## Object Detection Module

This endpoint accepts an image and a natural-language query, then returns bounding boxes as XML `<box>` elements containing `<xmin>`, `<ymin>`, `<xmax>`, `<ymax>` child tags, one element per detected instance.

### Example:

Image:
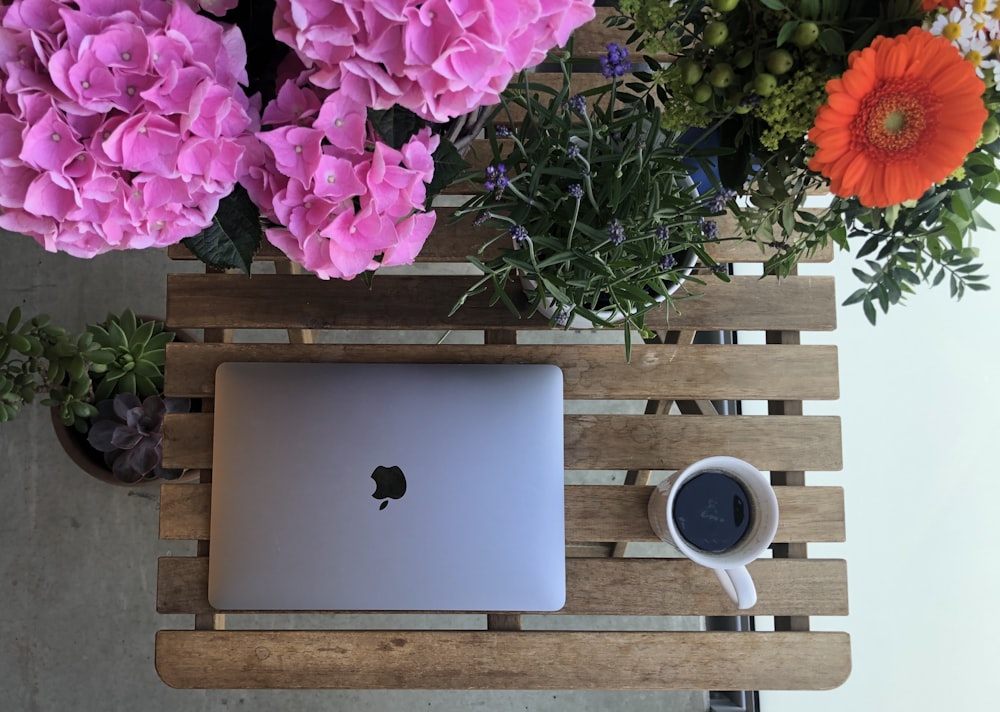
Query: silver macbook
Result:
<box><xmin>208</xmin><ymin>362</ymin><xmax>566</xmax><ymax>612</ymax></box>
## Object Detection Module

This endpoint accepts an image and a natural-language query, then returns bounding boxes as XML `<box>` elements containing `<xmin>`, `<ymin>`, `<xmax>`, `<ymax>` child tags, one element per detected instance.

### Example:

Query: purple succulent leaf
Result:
<box><xmin>87</xmin><ymin>419</ymin><xmax>121</xmax><ymax>452</ymax></box>
<box><xmin>136</xmin><ymin>413</ymin><xmax>159</xmax><ymax>436</ymax></box>
<box><xmin>141</xmin><ymin>395</ymin><xmax>167</xmax><ymax>420</ymax></box>
<box><xmin>112</xmin><ymin>450</ymin><xmax>145</xmax><ymax>483</ymax></box>
<box><xmin>94</xmin><ymin>398</ymin><xmax>117</xmax><ymax>421</ymax></box>
<box><xmin>124</xmin><ymin>406</ymin><xmax>142</xmax><ymax>430</ymax></box>
<box><xmin>113</xmin><ymin>393</ymin><xmax>141</xmax><ymax>420</ymax></box>
<box><xmin>154</xmin><ymin>465</ymin><xmax>185</xmax><ymax>481</ymax></box>
<box><xmin>162</xmin><ymin>397</ymin><xmax>191</xmax><ymax>414</ymax></box>
<box><xmin>110</xmin><ymin>424</ymin><xmax>143</xmax><ymax>450</ymax></box>
<box><xmin>121</xmin><ymin>439</ymin><xmax>161</xmax><ymax>478</ymax></box>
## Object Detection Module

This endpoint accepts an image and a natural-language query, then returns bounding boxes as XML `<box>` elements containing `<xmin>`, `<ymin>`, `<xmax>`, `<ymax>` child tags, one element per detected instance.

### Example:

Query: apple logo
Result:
<box><xmin>371</xmin><ymin>465</ymin><xmax>407</xmax><ymax>510</ymax></box>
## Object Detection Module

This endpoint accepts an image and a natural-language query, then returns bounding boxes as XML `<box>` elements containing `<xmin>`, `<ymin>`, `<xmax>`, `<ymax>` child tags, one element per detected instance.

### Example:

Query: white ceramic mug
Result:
<box><xmin>647</xmin><ymin>456</ymin><xmax>779</xmax><ymax>609</ymax></box>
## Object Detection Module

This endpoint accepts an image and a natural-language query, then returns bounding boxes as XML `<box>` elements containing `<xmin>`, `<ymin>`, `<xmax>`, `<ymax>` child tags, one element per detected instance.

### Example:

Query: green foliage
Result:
<box><xmin>614</xmin><ymin>0</ymin><xmax>995</xmax><ymax>318</ymax></box>
<box><xmin>451</xmin><ymin>48</ymin><xmax>729</xmax><ymax>359</ymax></box>
<box><xmin>0</xmin><ymin>308</ymin><xmax>113</xmax><ymax>430</ymax></box>
<box><xmin>182</xmin><ymin>185</ymin><xmax>264</xmax><ymax>274</ymax></box>
<box><xmin>87</xmin><ymin>309</ymin><xmax>174</xmax><ymax>402</ymax></box>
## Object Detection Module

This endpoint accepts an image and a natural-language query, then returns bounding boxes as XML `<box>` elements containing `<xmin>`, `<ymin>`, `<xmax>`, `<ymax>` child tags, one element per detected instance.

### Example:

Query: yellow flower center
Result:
<box><xmin>974</xmin><ymin>0</ymin><xmax>988</xmax><ymax>12</ymax></box>
<box><xmin>943</xmin><ymin>22</ymin><xmax>963</xmax><ymax>41</ymax></box>
<box><xmin>966</xmin><ymin>49</ymin><xmax>985</xmax><ymax>67</ymax></box>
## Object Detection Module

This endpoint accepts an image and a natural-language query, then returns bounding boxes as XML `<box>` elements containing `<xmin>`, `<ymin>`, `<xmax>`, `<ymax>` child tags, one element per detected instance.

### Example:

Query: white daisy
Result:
<box><xmin>927</xmin><ymin>7</ymin><xmax>976</xmax><ymax>43</ymax></box>
<box><xmin>959</xmin><ymin>34</ymin><xmax>996</xmax><ymax>78</ymax></box>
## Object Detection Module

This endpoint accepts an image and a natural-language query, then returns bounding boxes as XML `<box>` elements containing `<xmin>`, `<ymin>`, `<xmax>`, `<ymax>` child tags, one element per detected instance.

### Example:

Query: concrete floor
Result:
<box><xmin>1</xmin><ymin>232</ymin><xmax>709</xmax><ymax>711</ymax></box>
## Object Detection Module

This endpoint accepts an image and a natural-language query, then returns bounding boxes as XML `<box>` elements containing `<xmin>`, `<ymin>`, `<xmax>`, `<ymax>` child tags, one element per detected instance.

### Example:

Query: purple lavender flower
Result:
<box><xmin>568</xmin><ymin>94</ymin><xmax>586</xmax><ymax>114</ymax></box>
<box><xmin>699</xmin><ymin>218</ymin><xmax>719</xmax><ymax>240</ymax></box>
<box><xmin>509</xmin><ymin>224</ymin><xmax>529</xmax><ymax>243</ymax></box>
<box><xmin>484</xmin><ymin>163</ymin><xmax>508</xmax><ymax>193</ymax></box>
<box><xmin>658</xmin><ymin>253</ymin><xmax>677</xmax><ymax>271</ymax></box>
<box><xmin>709</xmin><ymin>188</ymin><xmax>737</xmax><ymax>213</ymax></box>
<box><xmin>600</xmin><ymin>43</ymin><xmax>632</xmax><ymax>78</ymax></box>
<box><xmin>495</xmin><ymin>124</ymin><xmax>512</xmax><ymax>138</ymax></box>
<box><xmin>567</xmin><ymin>143</ymin><xmax>581</xmax><ymax>160</ymax></box>
<box><xmin>568</xmin><ymin>183</ymin><xmax>584</xmax><ymax>199</ymax></box>
<box><xmin>655</xmin><ymin>225</ymin><xmax>670</xmax><ymax>241</ymax></box>
<box><xmin>472</xmin><ymin>210</ymin><xmax>492</xmax><ymax>227</ymax></box>
<box><xmin>608</xmin><ymin>219</ymin><xmax>626</xmax><ymax>245</ymax></box>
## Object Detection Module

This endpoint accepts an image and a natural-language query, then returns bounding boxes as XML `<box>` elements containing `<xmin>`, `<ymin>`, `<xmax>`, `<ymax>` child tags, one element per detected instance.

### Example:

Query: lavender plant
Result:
<box><xmin>451</xmin><ymin>44</ymin><xmax>727</xmax><ymax>358</ymax></box>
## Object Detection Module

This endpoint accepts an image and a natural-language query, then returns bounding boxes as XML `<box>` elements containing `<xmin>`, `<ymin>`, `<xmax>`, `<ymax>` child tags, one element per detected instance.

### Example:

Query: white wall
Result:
<box><xmin>754</xmin><ymin>209</ymin><xmax>1000</xmax><ymax>709</ymax></box>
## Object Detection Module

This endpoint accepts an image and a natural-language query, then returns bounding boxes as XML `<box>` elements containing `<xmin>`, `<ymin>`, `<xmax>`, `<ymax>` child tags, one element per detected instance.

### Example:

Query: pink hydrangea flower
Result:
<box><xmin>273</xmin><ymin>0</ymin><xmax>596</xmax><ymax>122</ymax></box>
<box><xmin>0</xmin><ymin>0</ymin><xmax>253</xmax><ymax>256</ymax></box>
<box><xmin>244</xmin><ymin>73</ymin><xmax>439</xmax><ymax>280</ymax></box>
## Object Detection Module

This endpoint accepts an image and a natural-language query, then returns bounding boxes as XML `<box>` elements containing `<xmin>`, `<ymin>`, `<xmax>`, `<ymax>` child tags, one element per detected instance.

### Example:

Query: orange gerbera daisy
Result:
<box><xmin>809</xmin><ymin>27</ymin><xmax>987</xmax><ymax>208</ymax></box>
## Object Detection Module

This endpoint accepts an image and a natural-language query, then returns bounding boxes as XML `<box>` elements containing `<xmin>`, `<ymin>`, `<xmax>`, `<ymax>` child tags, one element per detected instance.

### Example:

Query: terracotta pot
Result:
<box><xmin>50</xmin><ymin>316</ymin><xmax>199</xmax><ymax>486</ymax></box>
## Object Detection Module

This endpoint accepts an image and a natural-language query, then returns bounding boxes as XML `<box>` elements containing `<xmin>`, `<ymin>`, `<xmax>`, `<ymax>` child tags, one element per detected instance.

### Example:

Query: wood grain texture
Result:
<box><xmin>163</xmin><ymin>342</ymin><xmax>839</xmax><ymax>401</ymax></box>
<box><xmin>156</xmin><ymin>556</ymin><xmax>846</xmax><ymax>617</ymax></box>
<box><xmin>166</xmin><ymin>214</ymin><xmax>833</xmax><ymax>264</ymax></box>
<box><xmin>155</xmin><ymin>630</ymin><xmax>851</xmax><ymax>690</ymax></box>
<box><xmin>158</xmin><ymin>483</ymin><xmax>844</xmax><ymax>544</ymax></box>
<box><xmin>165</xmin><ymin>273</ymin><xmax>837</xmax><ymax>332</ymax></box>
<box><xmin>162</xmin><ymin>412</ymin><xmax>841</xmax><ymax>472</ymax></box>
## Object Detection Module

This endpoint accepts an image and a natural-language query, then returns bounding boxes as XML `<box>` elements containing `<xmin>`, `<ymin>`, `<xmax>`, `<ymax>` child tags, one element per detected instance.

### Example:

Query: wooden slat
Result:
<box><xmin>164</xmin><ymin>342</ymin><xmax>840</xmax><ymax>401</ymax></box>
<box><xmin>155</xmin><ymin>629</ymin><xmax>851</xmax><ymax>690</ymax></box>
<box><xmin>566</xmin><ymin>414</ymin><xmax>841</xmax><ymax>471</ymax></box>
<box><xmin>165</xmin><ymin>273</ymin><xmax>837</xmax><ymax>332</ymax></box>
<box><xmin>166</xmin><ymin>213</ymin><xmax>833</xmax><ymax>264</ymax></box>
<box><xmin>162</xmin><ymin>412</ymin><xmax>841</xmax><ymax>472</ymax></box>
<box><xmin>156</xmin><ymin>556</ymin><xmax>847</xmax><ymax>617</ymax></box>
<box><xmin>159</xmin><ymin>483</ymin><xmax>845</xmax><ymax>544</ymax></box>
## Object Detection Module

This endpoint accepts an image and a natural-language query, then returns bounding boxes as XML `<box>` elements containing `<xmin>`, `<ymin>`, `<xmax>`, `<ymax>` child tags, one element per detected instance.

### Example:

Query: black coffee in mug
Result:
<box><xmin>672</xmin><ymin>470</ymin><xmax>752</xmax><ymax>553</ymax></box>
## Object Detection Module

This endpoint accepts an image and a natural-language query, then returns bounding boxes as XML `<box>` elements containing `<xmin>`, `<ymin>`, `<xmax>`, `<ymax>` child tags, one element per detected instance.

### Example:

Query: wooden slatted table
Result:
<box><xmin>154</xmin><ymin>245</ymin><xmax>849</xmax><ymax>690</ymax></box>
<box><xmin>154</xmin><ymin>11</ymin><xmax>849</xmax><ymax>692</ymax></box>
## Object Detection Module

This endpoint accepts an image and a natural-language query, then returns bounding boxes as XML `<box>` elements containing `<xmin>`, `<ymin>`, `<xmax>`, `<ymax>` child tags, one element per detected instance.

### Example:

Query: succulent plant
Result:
<box><xmin>87</xmin><ymin>309</ymin><xmax>175</xmax><ymax>402</ymax></box>
<box><xmin>0</xmin><ymin>307</ymin><xmax>115</xmax><ymax>430</ymax></box>
<box><xmin>87</xmin><ymin>393</ymin><xmax>191</xmax><ymax>483</ymax></box>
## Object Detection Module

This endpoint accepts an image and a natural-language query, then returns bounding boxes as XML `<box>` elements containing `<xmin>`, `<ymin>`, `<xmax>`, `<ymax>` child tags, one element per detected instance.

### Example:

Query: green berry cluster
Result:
<box><xmin>755</xmin><ymin>66</ymin><xmax>827</xmax><ymax>151</ymax></box>
<box><xmin>620</xmin><ymin>0</ymin><xmax>847</xmax><ymax>149</ymax></box>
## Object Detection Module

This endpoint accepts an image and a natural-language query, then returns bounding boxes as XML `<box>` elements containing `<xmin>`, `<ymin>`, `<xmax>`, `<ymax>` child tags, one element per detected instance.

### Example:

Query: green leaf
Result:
<box><xmin>799</xmin><ymin>0</ymin><xmax>820</xmax><ymax>17</ymax></box>
<box><xmin>817</xmin><ymin>27</ymin><xmax>845</xmax><ymax>55</ymax></box>
<box><xmin>425</xmin><ymin>137</ymin><xmax>468</xmax><ymax>202</ymax></box>
<box><xmin>758</xmin><ymin>0</ymin><xmax>786</xmax><ymax>9</ymax></box>
<box><xmin>851</xmin><ymin>267</ymin><xmax>874</xmax><ymax>284</ymax></box>
<box><xmin>862</xmin><ymin>297</ymin><xmax>877</xmax><ymax>325</ymax></box>
<box><xmin>842</xmin><ymin>288</ymin><xmax>868</xmax><ymax>306</ymax></box>
<box><xmin>5</xmin><ymin>307</ymin><xmax>20</xmax><ymax>332</ymax></box>
<box><xmin>367</xmin><ymin>107</ymin><xmax>423</xmax><ymax>151</ymax></box>
<box><xmin>181</xmin><ymin>185</ymin><xmax>263</xmax><ymax>274</ymax></box>
<box><xmin>776</xmin><ymin>20</ymin><xmax>799</xmax><ymax>47</ymax></box>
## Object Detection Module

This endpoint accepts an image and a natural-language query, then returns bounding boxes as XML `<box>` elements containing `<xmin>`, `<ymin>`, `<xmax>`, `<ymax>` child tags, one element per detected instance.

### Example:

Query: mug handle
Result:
<box><xmin>714</xmin><ymin>566</ymin><xmax>757</xmax><ymax>610</ymax></box>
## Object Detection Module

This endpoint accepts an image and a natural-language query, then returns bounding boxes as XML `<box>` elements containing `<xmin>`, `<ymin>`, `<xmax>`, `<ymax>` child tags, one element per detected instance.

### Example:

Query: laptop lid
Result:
<box><xmin>208</xmin><ymin>362</ymin><xmax>565</xmax><ymax>612</ymax></box>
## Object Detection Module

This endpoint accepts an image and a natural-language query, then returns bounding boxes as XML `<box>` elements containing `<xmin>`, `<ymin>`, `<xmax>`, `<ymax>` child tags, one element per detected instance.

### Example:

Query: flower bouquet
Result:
<box><xmin>0</xmin><ymin>0</ymin><xmax>597</xmax><ymax>277</ymax></box>
<box><xmin>614</xmin><ymin>0</ymin><xmax>1000</xmax><ymax>321</ymax></box>
<box><xmin>452</xmin><ymin>42</ymin><xmax>727</xmax><ymax>358</ymax></box>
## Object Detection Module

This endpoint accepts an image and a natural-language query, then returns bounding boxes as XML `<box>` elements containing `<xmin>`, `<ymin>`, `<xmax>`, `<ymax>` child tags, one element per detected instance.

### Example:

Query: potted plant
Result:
<box><xmin>613</xmin><ymin>0</ymin><xmax>999</xmax><ymax>321</ymax></box>
<box><xmin>0</xmin><ymin>307</ymin><xmax>192</xmax><ymax>485</ymax></box>
<box><xmin>451</xmin><ymin>42</ymin><xmax>728</xmax><ymax>358</ymax></box>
